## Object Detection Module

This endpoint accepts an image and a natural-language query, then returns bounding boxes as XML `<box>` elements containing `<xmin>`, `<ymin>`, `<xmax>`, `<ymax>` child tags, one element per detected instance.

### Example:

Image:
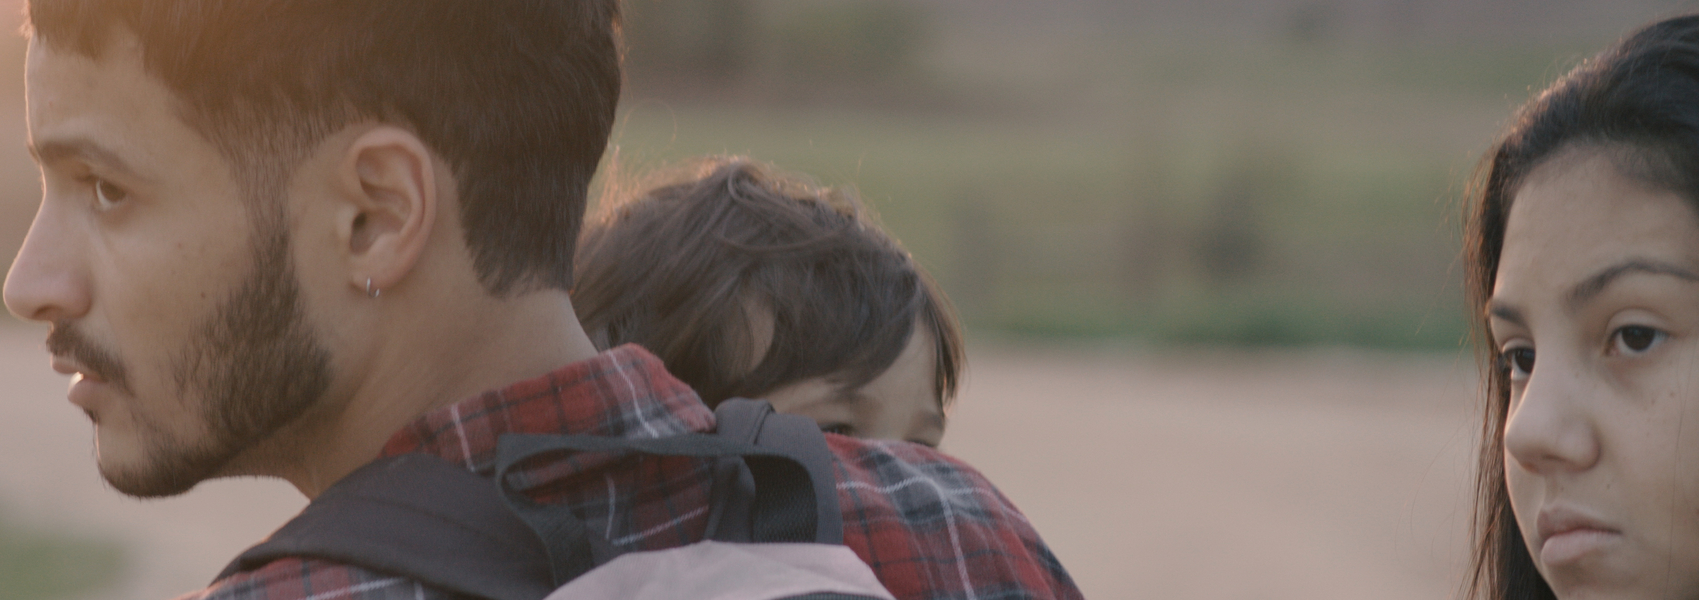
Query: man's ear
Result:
<box><xmin>336</xmin><ymin>126</ymin><xmax>439</xmax><ymax>296</ymax></box>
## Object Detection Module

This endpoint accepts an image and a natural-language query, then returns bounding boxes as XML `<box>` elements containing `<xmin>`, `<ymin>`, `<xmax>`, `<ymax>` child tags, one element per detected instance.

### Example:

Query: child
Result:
<box><xmin>572</xmin><ymin>158</ymin><xmax>963</xmax><ymax>447</ymax></box>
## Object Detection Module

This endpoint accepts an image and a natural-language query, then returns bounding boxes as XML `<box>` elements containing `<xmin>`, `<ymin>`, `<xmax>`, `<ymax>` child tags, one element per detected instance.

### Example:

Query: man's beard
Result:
<box><xmin>48</xmin><ymin>220</ymin><xmax>334</xmax><ymax>498</ymax></box>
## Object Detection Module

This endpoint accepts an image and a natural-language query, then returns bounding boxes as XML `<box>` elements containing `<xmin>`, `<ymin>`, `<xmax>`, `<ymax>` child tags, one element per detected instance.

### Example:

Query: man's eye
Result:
<box><xmin>819</xmin><ymin>423</ymin><xmax>852</xmax><ymax>436</ymax></box>
<box><xmin>1611</xmin><ymin>325</ymin><xmax>1666</xmax><ymax>355</ymax></box>
<box><xmin>1500</xmin><ymin>347</ymin><xmax>1535</xmax><ymax>381</ymax></box>
<box><xmin>93</xmin><ymin>178</ymin><xmax>129</xmax><ymax>209</ymax></box>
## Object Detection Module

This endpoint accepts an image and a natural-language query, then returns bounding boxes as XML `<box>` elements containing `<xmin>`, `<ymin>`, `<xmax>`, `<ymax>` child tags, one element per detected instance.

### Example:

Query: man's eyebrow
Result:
<box><xmin>1566</xmin><ymin>258</ymin><xmax>1699</xmax><ymax>311</ymax></box>
<box><xmin>28</xmin><ymin>138</ymin><xmax>140</xmax><ymax>177</ymax></box>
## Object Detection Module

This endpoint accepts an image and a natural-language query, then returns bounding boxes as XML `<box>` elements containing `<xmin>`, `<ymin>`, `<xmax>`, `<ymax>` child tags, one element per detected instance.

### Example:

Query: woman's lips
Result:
<box><xmin>1542</xmin><ymin>529</ymin><xmax>1617</xmax><ymax>566</ymax></box>
<box><xmin>1538</xmin><ymin>507</ymin><xmax>1620</xmax><ymax>566</ymax></box>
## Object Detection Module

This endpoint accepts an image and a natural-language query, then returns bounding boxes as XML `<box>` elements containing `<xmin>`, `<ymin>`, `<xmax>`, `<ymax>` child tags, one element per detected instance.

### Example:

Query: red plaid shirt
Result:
<box><xmin>181</xmin><ymin>345</ymin><xmax>1082</xmax><ymax>600</ymax></box>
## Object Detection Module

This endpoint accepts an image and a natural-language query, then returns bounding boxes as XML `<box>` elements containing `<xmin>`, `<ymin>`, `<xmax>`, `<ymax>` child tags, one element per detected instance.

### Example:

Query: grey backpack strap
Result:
<box><xmin>703</xmin><ymin>400</ymin><xmax>764</xmax><ymax>542</ymax></box>
<box><xmin>216</xmin><ymin>453</ymin><xmax>554</xmax><ymax>600</ymax></box>
<box><xmin>726</xmin><ymin>398</ymin><xmax>844</xmax><ymax>546</ymax></box>
<box><xmin>218</xmin><ymin>400</ymin><xmax>846</xmax><ymax>600</ymax></box>
<box><xmin>492</xmin><ymin>398</ymin><xmax>844</xmax><ymax>584</ymax></box>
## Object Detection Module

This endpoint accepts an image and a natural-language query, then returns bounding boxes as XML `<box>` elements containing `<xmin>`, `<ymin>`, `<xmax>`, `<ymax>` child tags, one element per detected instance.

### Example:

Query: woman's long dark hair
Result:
<box><xmin>1464</xmin><ymin>14</ymin><xmax>1699</xmax><ymax>600</ymax></box>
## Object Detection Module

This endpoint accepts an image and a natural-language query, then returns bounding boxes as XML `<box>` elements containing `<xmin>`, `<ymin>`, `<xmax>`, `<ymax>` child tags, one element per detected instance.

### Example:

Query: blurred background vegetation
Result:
<box><xmin>603</xmin><ymin>0</ymin><xmax>1699</xmax><ymax>350</ymax></box>
<box><xmin>0</xmin><ymin>0</ymin><xmax>1678</xmax><ymax>353</ymax></box>
<box><xmin>0</xmin><ymin>505</ymin><xmax>122</xmax><ymax>600</ymax></box>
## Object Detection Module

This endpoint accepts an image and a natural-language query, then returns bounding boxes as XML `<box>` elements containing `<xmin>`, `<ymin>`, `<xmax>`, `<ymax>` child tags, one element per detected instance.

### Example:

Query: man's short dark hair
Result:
<box><xmin>573</xmin><ymin>158</ymin><xmax>965</xmax><ymax>408</ymax></box>
<box><xmin>26</xmin><ymin>0</ymin><xmax>622</xmax><ymax>294</ymax></box>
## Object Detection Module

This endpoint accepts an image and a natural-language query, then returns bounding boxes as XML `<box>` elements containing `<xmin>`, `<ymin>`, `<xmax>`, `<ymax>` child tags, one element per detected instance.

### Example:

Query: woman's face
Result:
<box><xmin>1492</xmin><ymin>150</ymin><xmax>1699</xmax><ymax>599</ymax></box>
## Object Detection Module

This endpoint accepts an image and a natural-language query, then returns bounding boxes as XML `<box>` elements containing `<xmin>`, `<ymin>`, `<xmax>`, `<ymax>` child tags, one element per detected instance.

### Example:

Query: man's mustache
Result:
<box><xmin>46</xmin><ymin>321</ymin><xmax>132</xmax><ymax>394</ymax></box>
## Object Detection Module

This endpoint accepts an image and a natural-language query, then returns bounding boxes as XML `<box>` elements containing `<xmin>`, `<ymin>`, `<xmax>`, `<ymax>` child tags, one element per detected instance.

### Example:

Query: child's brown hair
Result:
<box><xmin>573</xmin><ymin>157</ymin><xmax>963</xmax><ymax>414</ymax></box>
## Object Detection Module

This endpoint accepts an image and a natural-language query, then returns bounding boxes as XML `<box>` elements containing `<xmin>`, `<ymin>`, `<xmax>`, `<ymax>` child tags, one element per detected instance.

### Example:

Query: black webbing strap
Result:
<box><xmin>218</xmin><ymin>399</ymin><xmax>843</xmax><ymax>599</ymax></box>
<box><xmin>703</xmin><ymin>399</ymin><xmax>765</xmax><ymax>542</ymax></box>
<box><xmin>737</xmin><ymin>400</ymin><xmax>844</xmax><ymax>546</ymax></box>
<box><xmin>710</xmin><ymin>399</ymin><xmax>842</xmax><ymax>546</ymax></box>
<box><xmin>493</xmin><ymin>398</ymin><xmax>844</xmax><ymax>584</ymax></box>
<box><xmin>215</xmin><ymin>453</ymin><xmax>553</xmax><ymax>600</ymax></box>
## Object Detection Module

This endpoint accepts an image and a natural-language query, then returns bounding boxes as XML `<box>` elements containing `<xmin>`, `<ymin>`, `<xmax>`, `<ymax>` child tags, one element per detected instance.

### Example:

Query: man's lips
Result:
<box><xmin>55</xmin><ymin>355</ymin><xmax>115</xmax><ymax>415</ymax></box>
<box><xmin>50</xmin><ymin>355</ymin><xmax>106</xmax><ymax>383</ymax></box>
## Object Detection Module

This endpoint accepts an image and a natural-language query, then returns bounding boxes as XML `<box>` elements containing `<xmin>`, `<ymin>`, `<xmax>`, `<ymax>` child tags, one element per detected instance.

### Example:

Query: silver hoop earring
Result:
<box><xmin>366</xmin><ymin>278</ymin><xmax>381</xmax><ymax>299</ymax></box>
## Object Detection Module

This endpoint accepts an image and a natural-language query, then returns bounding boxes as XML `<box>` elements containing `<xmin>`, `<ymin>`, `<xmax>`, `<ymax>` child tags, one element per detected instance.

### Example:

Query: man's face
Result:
<box><xmin>6</xmin><ymin>34</ymin><xmax>332</xmax><ymax>497</ymax></box>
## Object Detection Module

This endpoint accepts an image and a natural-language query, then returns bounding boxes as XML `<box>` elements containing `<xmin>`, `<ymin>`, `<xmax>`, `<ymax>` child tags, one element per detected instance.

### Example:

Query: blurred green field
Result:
<box><xmin>603</xmin><ymin>26</ymin><xmax>1615</xmax><ymax>349</ymax></box>
<box><xmin>0</xmin><ymin>2</ymin><xmax>1643</xmax><ymax>352</ymax></box>
<box><xmin>0</xmin><ymin>508</ymin><xmax>123</xmax><ymax>600</ymax></box>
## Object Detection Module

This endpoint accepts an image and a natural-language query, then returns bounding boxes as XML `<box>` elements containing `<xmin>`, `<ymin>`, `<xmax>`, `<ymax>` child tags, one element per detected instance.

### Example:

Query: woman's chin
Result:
<box><xmin>1541</xmin><ymin>546</ymin><xmax>1699</xmax><ymax>600</ymax></box>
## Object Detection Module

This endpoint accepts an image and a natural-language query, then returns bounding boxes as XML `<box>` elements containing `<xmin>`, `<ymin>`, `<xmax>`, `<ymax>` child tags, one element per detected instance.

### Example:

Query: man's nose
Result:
<box><xmin>5</xmin><ymin>200</ymin><xmax>91</xmax><ymax>323</ymax></box>
<box><xmin>1503</xmin><ymin>355</ymin><xmax>1601</xmax><ymax>476</ymax></box>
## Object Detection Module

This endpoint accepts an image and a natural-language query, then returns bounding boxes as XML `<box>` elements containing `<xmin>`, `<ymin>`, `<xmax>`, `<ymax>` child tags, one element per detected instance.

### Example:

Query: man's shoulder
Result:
<box><xmin>825</xmin><ymin>435</ymin><xmax>1084</xmax><ymax>600</ymax></box>
<box><xmin>182</xmin><ymin>558</ymin><xmax>461</xmax><ymax>600</ymax></box>
<box><xmin>194</xmin><ymin>437</ymin><xmax>1081</xmax><ymax>600</ymax></box>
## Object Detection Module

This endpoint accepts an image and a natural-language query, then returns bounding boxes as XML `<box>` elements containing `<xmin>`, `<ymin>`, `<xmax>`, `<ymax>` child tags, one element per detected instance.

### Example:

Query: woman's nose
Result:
<box><xmin>1503</xmin><ymin>357</ymin><xmax>1601</xmax><ymax>475</ymax></box>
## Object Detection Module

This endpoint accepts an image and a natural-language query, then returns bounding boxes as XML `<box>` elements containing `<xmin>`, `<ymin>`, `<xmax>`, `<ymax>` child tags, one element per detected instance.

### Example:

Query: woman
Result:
<box><xmin>572</xmin><ymin>157</ymin><xmax>964</xmax><ymax>447</ymax></box>
<box><xmin>1466</xmin><ymin>14</ymin><xmax>1699</xmax><ymax>599</ymax></box>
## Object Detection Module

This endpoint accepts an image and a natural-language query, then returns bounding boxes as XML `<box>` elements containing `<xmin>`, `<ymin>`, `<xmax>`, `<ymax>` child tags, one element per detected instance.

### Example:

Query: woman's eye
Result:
<box><xmin>1501</xmin><ymin>347</ymin><xmax>1535</xmax><ymax>381</ymax></box>
<box><xmin>1611</xmin><ymin>325</ymin><xmax>1667</xmax><ymax>355</ymax></box>
<box><xmin>819</xmin><ymin>423</ymin><xmax>852</xmax><ymax>436</ymax></box>
<box><xmin>93</xmin><ymin>178</ymin><xmax>129</xmax><ymax>209</ymax></box>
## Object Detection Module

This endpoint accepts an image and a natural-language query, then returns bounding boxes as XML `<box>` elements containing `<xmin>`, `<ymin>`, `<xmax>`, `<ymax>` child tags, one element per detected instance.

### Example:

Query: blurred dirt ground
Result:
<box><xmin>0</xmin><ymin>324</ymin><xmax>1481</xmax><ymax>600</ymax></box>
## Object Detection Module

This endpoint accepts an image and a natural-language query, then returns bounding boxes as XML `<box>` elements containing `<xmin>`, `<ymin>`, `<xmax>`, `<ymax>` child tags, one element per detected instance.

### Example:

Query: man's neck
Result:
<box><xmin>263</xmin><ymin>289</ymin><xmax>600</xmax><ymax>498</ymax></box>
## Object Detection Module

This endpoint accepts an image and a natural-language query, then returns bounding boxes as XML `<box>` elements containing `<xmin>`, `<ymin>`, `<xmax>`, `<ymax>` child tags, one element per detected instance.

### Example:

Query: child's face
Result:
<box><xmin>761</xmin><ymin>324</ymin><xmax>945</xmax><ymax>447</ymax></box>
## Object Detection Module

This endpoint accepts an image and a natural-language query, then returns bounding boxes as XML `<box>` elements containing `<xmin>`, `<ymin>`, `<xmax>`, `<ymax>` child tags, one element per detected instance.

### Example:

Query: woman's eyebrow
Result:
<box><xmin>1566</xmin><ymin>258</ymin><xmax>1699</xmax><ymax>310</ymax></box>
<box><xmin>1487</xmin><ymin>302</ymin><xmax>1526</xmax><ymax>327</ymax></box>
